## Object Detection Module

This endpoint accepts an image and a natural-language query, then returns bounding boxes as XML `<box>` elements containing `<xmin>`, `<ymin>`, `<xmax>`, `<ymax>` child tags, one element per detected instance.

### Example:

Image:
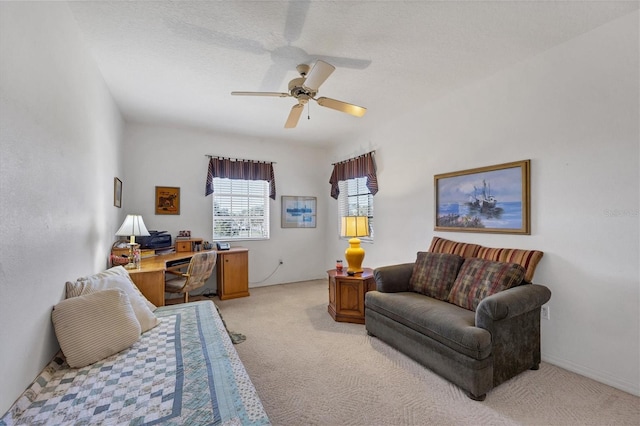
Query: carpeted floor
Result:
<box><xmin>215</xmin><ymin>279</ymin><xmax>639</xmax><ymax>426</ymax></box>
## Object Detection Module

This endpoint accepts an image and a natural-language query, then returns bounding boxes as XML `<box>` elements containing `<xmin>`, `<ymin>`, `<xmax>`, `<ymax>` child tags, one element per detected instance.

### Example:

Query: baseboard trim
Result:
<box><xmin>542</xmin><ymin>353</ymin><xmax>639</xmax><ymax>396</ymax></box>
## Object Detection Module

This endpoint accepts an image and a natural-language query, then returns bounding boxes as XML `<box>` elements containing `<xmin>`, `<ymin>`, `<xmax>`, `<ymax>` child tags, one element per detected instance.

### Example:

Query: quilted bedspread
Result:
<box><xmin>1</xmin><ymin>301</ymin><xmax>270</xmax><ymax>425</ymax></box>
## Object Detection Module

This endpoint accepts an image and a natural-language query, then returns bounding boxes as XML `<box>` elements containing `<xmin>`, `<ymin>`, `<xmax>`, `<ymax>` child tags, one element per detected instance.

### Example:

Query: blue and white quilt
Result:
<box><xmin>1</xmin><ymin>301</ymin><xmax>270</xmax><ymax>425</ymax></box>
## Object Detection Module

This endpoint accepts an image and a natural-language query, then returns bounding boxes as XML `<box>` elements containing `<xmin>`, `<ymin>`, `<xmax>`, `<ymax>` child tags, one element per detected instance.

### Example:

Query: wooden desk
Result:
<box><xmin>127</xmin><ymin>248</ymin><xmax>249</xmax><ymax>306</ymax></box>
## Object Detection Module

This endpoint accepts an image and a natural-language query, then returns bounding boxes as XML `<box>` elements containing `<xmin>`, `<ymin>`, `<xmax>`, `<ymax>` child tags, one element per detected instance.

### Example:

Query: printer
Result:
<box><xmin>136</xmin><ymin>230</ymin><xmax>172</xmax><ymax>249</ymax></box>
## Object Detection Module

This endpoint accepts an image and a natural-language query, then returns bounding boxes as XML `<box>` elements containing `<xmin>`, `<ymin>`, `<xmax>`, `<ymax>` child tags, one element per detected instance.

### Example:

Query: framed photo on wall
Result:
<box><xmin>434</xmin><ymin>160</ymin><xmax>530</xmax><ymax>234</ymax></box>
<box><xmin>155</xmin><ymin>186</ymin><xmax>180</xmax><ymax>215</ymax></box>
<box><xmin>281</xmin><ymin>196</ymin><xmax>317</xmax><ymax>228</ymax></box>
<box><xmin>114</xmin><ymin>178</ymin><xmax>122</xmax><ymax>208</ymax></box>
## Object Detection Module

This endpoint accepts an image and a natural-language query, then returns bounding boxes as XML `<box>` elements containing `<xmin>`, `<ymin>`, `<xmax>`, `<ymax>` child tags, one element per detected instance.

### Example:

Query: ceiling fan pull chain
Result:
<box><xmin>307</xmin><ymin>102</ymin><xmax>310</xmax><ymax>120</ymax></box>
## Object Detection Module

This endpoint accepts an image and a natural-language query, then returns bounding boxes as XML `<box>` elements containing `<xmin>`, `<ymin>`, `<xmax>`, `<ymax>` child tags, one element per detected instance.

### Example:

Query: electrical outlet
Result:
<box><xmin>541</xmin><ymin>305</ymin><xmax>550</xmax><ymax>320</ymax></box>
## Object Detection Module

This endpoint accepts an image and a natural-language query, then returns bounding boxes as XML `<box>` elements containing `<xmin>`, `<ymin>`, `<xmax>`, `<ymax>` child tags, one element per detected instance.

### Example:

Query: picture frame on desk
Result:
<box><xmin>155</xmin><ymin>186</ymin><xmax>180</xmax><ymax>215</ymax></box>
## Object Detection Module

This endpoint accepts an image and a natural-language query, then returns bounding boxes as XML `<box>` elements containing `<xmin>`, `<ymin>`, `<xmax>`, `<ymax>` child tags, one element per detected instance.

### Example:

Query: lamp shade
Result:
<box><xmin>340</xmin><ymin>216</ymin><xmax>369</xmax><ymax>238</ymax></box>
<box><xmin>115</xmin><ymin>215</ymin><xmax>150</xmax><ymax>238</ymax></box>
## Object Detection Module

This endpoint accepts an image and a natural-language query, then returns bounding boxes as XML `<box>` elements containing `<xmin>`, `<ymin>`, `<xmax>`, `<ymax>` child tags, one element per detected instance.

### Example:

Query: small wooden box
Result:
<box><xmin>175</xmin><ymin>238</ymin><xmax>203</xmax><ymax>252</ymax></box>
<box><xmin>175</xmin><ymin>240</ymin><xmax>192</xmax><ymax>252</ymax></box>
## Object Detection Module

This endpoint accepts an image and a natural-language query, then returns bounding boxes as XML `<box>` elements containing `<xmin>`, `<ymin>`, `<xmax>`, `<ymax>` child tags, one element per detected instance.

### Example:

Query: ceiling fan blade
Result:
<box><xmin>303</xmin><ymin>60</ymin><xmax>335</xmax><ymax>92</ymax></box>
<box><xmin>310</xmin><ymin>54</ymin><xmax>372</xmax><ymax>70</ymax></box>
<box><xmin>316</xmin><ymin>97</ymin><xmax>367</xmax><ymax>117</ymax></box>
<box><xmin>231</xmin><ymin>91</ymin><xmax>290</xmax><ymax>97</ymax></box>
<box><xmin>285</xmin><ymin>104</ymin><xmax>304</xmax><ymax>128</ymax></box>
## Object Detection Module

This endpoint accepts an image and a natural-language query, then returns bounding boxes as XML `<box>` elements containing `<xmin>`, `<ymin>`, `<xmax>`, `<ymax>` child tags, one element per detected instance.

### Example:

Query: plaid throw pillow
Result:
<box><xmin>409</xmin><ymin>252</ymin><xmax>464</xmax><ymax>300</ymax></box>
<box><xmin>447</xmin><ymin>258</ymin><xmax>526</xmax><ymax>311</ymax></box>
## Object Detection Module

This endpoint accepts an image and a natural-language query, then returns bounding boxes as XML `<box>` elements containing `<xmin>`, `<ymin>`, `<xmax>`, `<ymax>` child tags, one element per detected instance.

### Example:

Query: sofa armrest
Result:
<box><xmin>475</xmin><ymin>284</ymin><xmax>551</xmax><ymax>328</ymax></box>
<box><xmin>475</xmin><ymin>284</ymin><xmax>551</xmax><ymax>383</ymax></box>
<box><xmin>373</xmin><ymin>263</ymin><xmax>414</xmax><ymax>293</ymax></box>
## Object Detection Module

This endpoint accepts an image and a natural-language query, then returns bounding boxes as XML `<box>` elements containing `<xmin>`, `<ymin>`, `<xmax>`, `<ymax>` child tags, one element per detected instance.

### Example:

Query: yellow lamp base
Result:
<box><xmin>345</xmin><ymin>238</ymin><xmax>365</xmax><ymax>275</ymax></box>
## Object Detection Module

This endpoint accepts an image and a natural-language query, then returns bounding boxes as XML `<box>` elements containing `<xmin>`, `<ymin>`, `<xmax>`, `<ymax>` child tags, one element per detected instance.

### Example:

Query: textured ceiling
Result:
<box><xmin>68</xmin><ymin>1</ymin><xmax>638</xmax><ymax>147</ymax></box>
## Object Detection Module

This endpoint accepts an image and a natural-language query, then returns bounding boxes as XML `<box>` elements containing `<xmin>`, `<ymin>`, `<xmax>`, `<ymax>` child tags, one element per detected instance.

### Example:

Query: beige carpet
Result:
<box><xmin>215</xmin><ymin>280</ymin><xmax>639</xmax><ymax>426</ymax></box>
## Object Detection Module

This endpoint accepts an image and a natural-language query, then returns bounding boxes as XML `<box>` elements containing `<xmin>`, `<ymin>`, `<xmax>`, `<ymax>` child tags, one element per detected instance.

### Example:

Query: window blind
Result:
<box><xmin>338</xmin><ymin>177</ymin><xmax>374</xmax><ymax>241</ymax></box>
<box><xmin>212</xmin><ymin>178</ymin><xmax>270</xmax><ymax>240</ymax></box>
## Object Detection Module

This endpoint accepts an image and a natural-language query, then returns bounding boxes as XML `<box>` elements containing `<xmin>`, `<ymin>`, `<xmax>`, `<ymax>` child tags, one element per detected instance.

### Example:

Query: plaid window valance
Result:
<box><xmin>205</xmin><ymin>156</ymin><xmax>276</xmax><ymax>200</ymax></box>
<box><xmin>329</xmin><ymin>151</ymin><xmax>378</xmax><ymax>199</ymax></box>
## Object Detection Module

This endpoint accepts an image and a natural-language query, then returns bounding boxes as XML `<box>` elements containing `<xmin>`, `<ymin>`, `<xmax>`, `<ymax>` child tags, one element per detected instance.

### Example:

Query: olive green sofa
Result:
<box><xmin>365</xmin><ymin>237</ymin><xmax>551</xmax><ymax>400</ymax></box>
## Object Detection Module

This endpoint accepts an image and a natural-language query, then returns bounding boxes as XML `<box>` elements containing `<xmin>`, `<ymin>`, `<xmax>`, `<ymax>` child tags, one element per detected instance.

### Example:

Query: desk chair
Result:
<box><xmin>165</xmin><ymin>251</ymin><xmax>216</xmax><ymax>304</ymax></box>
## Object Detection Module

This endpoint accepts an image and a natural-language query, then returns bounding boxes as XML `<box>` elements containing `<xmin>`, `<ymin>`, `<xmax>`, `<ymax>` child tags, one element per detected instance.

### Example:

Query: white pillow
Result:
<box><xmin>74</xmin><ymin>266</ymin><xmax>157</xmax><ymax>311</ymax></box>
<box><xmin>52</xmin><ymin>289</ymin><xmax>141</xmax><ymax>368</ymax></box>
<box><xmin>66</xmin><ymin>273</ymin><xmax>160</xmax><ymax>333</ymax></box>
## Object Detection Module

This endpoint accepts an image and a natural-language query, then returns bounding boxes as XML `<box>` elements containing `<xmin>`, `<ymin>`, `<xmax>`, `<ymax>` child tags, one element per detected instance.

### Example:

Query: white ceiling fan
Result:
<box><xmin>231</xmin><ymin>60</ymin><xmax>367</xmax><ymax>129</ymax></box>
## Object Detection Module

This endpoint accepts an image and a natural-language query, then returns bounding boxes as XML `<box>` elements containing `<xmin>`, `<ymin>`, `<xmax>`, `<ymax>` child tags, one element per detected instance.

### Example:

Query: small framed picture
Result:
<box><xmin>281</xmin><ymin>196</ymin><xmax>317</xmax><ymax>228</ymax></box>
<box><xmin>155</xmin><ymin>186</ymin><xmax>180</xmax><ymax>215</ymax></box>
<box><xmin>114</xmin><ymin>178</ymin><xmax>122</xmax><ymax>208</ymax></box>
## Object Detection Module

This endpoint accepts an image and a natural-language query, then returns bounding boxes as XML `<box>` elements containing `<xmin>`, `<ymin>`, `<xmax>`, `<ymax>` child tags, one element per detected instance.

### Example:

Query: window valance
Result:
<box><xmin>329</xmin><ymin>151</ymin><xmax>378</xmax><ymax>199</ymax></box>
<box><xmin>205</xmin><ymin>156</ymin><xmax>276</xmax><ymax>200</ymax></box>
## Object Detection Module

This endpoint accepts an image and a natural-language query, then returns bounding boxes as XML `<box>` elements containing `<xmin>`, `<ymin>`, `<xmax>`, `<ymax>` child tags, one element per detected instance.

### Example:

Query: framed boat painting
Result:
<box><xmin>434</xmin><ymin>160</ymin><xmax>531</xmax><ymax>234</ymax></box>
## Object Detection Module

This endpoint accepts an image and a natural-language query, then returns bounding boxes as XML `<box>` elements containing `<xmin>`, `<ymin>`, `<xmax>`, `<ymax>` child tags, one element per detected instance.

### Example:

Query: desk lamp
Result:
<box><xmin>340</xmin><ymin>216</ymin><xmax>369</xmax><ymax>275</ymax></box>
<box><xmin>115</xmin><ymin>214</ymin><xmax>150</xmax><ymax>269</ymax></box>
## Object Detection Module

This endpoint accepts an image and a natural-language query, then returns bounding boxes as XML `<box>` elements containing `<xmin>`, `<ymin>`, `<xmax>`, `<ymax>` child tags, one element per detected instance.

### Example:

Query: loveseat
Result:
<box><xmin>365</xmin><ymin>237</ymin><xmax>551</xmax><ymax>401</ymax></box>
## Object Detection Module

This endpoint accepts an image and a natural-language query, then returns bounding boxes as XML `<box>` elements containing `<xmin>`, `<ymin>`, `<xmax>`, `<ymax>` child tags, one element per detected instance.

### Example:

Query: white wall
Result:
<box><xmin>122</xmin><ymin>123</ymin><xmax>330</xmax><ymax>290</ymax></box>
<box><xmin>328</xmin><ymin>11</ymin><xmax>639</xmax><ymax>395</ymax></box>
<box><xmin>0</xmin><ymin>2</ymin><xmax>124</xmax><ymax>413</ymax></box>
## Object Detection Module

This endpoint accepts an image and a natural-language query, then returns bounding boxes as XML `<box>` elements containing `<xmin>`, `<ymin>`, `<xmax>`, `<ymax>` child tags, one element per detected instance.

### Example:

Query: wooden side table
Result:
<box><xmin>327</xmin><ymin>268</ymin><xmax>376</xmax><ymax>324</ymax></box>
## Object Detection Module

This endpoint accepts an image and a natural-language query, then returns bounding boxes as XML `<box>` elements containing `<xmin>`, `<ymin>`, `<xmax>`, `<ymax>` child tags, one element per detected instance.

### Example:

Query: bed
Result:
<box><xmin>1</xmin><ymin>300</ymin><xmax>270</xmax><ymax>425</ymax></box>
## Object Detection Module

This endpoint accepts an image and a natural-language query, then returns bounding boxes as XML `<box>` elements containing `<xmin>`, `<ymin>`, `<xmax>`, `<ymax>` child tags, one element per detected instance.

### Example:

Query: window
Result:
<box><xmin>338</xmin><ymin>177</ymin><xmax>374</xmax><ymax>241</ymax></box>
<box><xmin>212</xmin><ymin>177</ymin><xmax>270</xmax><ymax>240</ymax></box>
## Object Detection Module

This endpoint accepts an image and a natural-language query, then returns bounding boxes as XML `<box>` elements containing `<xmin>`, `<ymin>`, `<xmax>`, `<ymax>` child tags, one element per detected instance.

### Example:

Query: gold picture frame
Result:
<box><xmin>434</xmin><ymin>160</ymin><xmax>530</xmax><ymax>234</ymax></box>
<box><xmin>114</xmin><ymin>177</ymin><xmax>122</xmax><ymax>208</ymax></box>
<box><xmin>155</xmin><ymin>186</ymin><xmax>180</xmax><ymax>215</ymax></box>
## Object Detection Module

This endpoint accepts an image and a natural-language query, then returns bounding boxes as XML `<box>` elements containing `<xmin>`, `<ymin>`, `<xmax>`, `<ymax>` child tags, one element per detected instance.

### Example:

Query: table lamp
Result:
<box><xmin>340</xmin><ymin>216</ymin><xmax>369</xmax><ymax>275</ymax></box>
<box><xmin>115</xmin><ymin>214</ymin><xmax>150</xmax><ymax>269</ymax></box>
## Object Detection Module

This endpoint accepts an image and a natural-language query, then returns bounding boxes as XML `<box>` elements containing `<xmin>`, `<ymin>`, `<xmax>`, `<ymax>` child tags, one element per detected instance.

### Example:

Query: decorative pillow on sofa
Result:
<box><xmin>66</xmin><ymin>274</ymin><xmax>160</xmax><ymax>333</ymax></box>
<box><xmin>476</xmin><ymin>246</ymin><xmax>543</xmax><ymax>283</ymax></box>
<box><xmin>52</xmin><ymin>289</ymin><xmax>141</xmax><ymax>368</ymax></box>
<box><xmin>409</xmin><ymin>252</ymin><xmax>464</xmax><ymax>300</ymax></box>
<box><xmin>429</xmin><ymin>236</ymin><xmax>482</xmax><ymax>258</ymax></box>
<box><xmin>447</xmin><ymin>258</ymin><xmax>526</xmax><ymax>311</ymax></box>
